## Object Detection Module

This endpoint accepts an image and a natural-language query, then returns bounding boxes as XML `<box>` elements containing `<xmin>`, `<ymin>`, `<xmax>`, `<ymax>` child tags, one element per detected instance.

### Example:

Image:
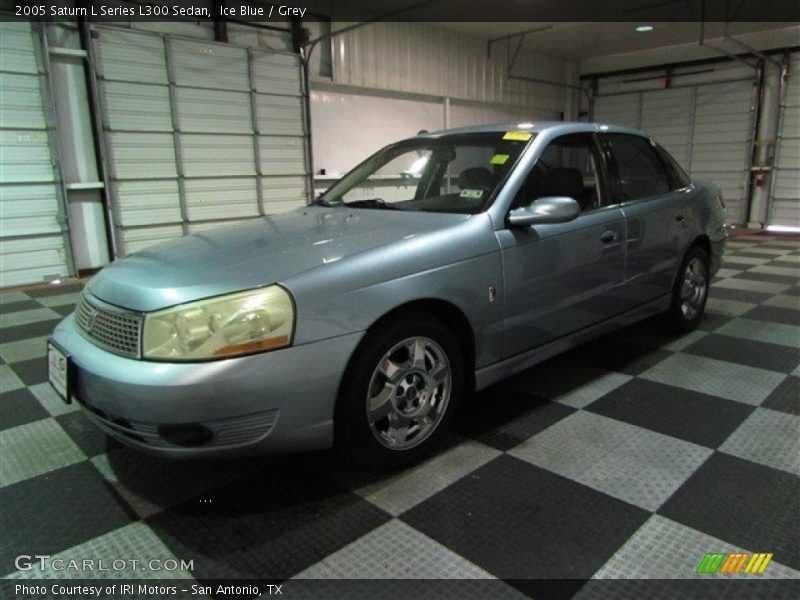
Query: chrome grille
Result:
<box><xmin>75</xmin><ymin>294</ymin><xmax>141</xmax><ymax>358</ymax></box>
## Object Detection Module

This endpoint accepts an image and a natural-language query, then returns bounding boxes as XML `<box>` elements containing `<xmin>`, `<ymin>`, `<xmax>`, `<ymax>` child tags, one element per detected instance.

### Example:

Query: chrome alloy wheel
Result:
<box><xmin>365</xmin><ymin>336</ymin><xmax>452</xmax><ymax>450</ymax></box>
<box><xmin>680</xmin><ymin>257</ymin><xmax>708</xmax><ymax>321</ymax></box>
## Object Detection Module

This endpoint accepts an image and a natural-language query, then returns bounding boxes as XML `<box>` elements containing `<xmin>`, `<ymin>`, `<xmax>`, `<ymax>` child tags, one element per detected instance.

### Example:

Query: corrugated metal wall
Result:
<box><xmin>592</xmin><ymin>62</ymin><xmax>757</xmax><ymax>225</ymax></box>
<box><xmin>316</xmin><ymin>21</ymin><xmax>571</xmax><ymax>116</ymax></box>
<box><xmin>92</xmin><ymin>26</ymin><xmax>310</xmax><ymax>255</ymax></box>
<box><xmin>768</xmin><ymin>52</ymin><xmax>800</xmax><ymax>228</ymax></box>
<box><xmin>0</xmin><ymin>21</ymin><xmax>71</xmax><ymax>288</ymax></box>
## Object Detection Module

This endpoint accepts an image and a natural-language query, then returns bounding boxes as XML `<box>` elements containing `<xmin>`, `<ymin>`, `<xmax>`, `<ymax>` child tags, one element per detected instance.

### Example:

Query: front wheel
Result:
<box><xmin>335</xmin><ymin>315</ymin><xmax>463</xmax><ymax>468</ymax></box>
<box><xmin>665</xmin><ymin>246</ymin><xmax>710</xmax><ymax>332</ymax></box>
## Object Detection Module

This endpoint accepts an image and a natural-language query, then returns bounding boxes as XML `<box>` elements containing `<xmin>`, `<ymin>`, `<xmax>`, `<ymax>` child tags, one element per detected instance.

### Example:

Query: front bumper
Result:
<box><xmin>52</xmin><ymin>315</ymin><xmax>363</xmax><ymax>457</ymax></box>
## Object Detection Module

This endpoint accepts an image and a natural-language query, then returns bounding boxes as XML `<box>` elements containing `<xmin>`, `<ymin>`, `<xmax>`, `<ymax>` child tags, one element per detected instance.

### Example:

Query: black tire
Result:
<box><xmin>335</xmin><ymin>313</ymin><xmax>464</xmax><ymax>469</ymax></box>
<box><xmin>665</xmin><ymin>246</ymin><xmax>710</xmax><ymax>332</ymax></box>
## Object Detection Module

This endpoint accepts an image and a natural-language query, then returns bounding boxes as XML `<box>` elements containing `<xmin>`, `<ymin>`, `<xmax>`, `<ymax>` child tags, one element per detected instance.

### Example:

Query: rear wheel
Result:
<box><xmin>335</xmin><ymin>314</ymin><xmax>463</xmax><ymax>468</ymax></box>
<box><xmin>665</xmin><ymin>246</ymin><xmax>710</xmax><ymax>332</ymax></box>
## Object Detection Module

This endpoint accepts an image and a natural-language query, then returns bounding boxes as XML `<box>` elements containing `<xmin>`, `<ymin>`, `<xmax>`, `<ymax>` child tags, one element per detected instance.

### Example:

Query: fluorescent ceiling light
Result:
<box><xmin>635</xmin><ymin>25</ymin><xmax>654</xmax><ymax>32</ymax></box>
<box><xmin>766</xmin><ymin>225</ymin><xmax>800</xmax><ymax>233</ymax></box>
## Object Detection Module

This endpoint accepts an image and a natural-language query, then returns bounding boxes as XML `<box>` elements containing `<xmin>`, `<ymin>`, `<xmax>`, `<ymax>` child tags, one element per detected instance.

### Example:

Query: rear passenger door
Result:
<box><xmin>603</xmin><ymin>133</ymin><xmax>692</xmax><ymax>310</ymax></box>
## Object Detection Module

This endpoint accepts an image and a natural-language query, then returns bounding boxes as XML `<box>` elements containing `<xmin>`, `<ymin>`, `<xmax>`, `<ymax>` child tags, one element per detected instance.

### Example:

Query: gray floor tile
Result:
<box><xmin>589</xmin><ymin>514</ymin><xmax>800</xmax><ymax>580</ymax></box>
<box><xmin>716</xmin><ymin>318</ymin><xmax>800</xmax><ymax>348</ymax></box>
<box><xmin>758</xmin><ymin>240</ymin><xmax>800</xmax><ymax>248</ymax></box>
<box><xmin>714</xmin><ymin>268</ymin><xmax>744</xmax><ymax>279</ymax></box>
<box><xmin>762</xmin><ymin>376</ymin><xmax>800</xmax><ymax>416</ymax></box>
<box><xmin>661</xmin><ymin>330</ymin><xmax>709</xmax><ymax>352</ymax></box>
<box><xmin>0</xmin><ymin>293</ymin><xmax>30</xmax><ymax>305</ymax></box>
<box><xmin>5</xmin><ymin>522</ymin><xmax>193</xmax><ymax>579</ymax></box>
<box><xmin>0</xmin><ymin>365</ymin><xmax>24</xmax><ymax>394</ymax></box>
<box><xmin>508</xmin><ymin>360</ymin><xmax>633</xmax><ymax>409</ymax></box>
<box><xmin>29</xmin><ymin>381</ymin><xmax>80</xmax><ymax>417</ymax></box>
<box><xmin>742</xmin><ymin>305</ymin><xmax>800</xmax><ymax>327</ymax></box>
<box><xmin>705</xmin><ymin>297</ymin><xmax>757</xmax><ymax>317</ymax></box>
<box><xmin>721</xmin><ymin>255</ymin><xmax>772</xmax><ymax>265</ymax></box>
<box><xmin>658</xmin><ymin>452</ymin><xmax>800</xmax><ymax>572</ymax></box>
<box><xmin>359</xmin><ymin>440</ymin><xmax>500</xmax><ymax>516</ymax></box>
<box><xmin>720</xmin><ymin>408</ymin><xmax>800</xmax><ymax>476</ymax></box>
<box><xmin>738</xmin><ymin>247</ymin><xmax>794</xmax><ymax>256</ymax></box>
<box><xmin>0</xmin><ymin>419</ymin><xmax>86</xmax><ymax>488</ymax></box>
<box><xmin>553</xmin><ymin>371</ymin><xmax>634</xmax><ymax>409</ymax></box>
<box><xmin>763</xmin><ymin>294</ymin><xmax>800</xmax><ymax>310</ymax></box>
<box><xmin>712</xmin><ymin>278</ymin><xmax>791</xmax><ymax>295</ymax></box>
<box><xmin>509</xmin><ymin>411</ymin><xmax>712</xmax><ymax>511</ymax></box>
<box><xmin>0</xmin><ymin>307</ymin><xmax>61</xmax><ymax>329</ymax></box>
<box><xmin>307</xmin><ymin>439</ymin><xmax>501</xmax><ymax>517</ymax></box>
<box><xmin>774</xmin><ymin>254</ymin><xmax>800</xmax><ymax>264</ymax></box>
<box><xmin>640</xmin><ymin>353</ymin><xmax>786</xmax><ymax>405</ymax></box>
<box><xmin>750</xmin><ymin>264</ymin><xmax>800</xmax><ymax>277</ymax></box>
<box><xmin>36</xmin><ymin>292</ymin><xmax>81</xmax><ymax>308</ymax></box>
<box><xmin>294</xmin><ymin>519</ymin><xmax>496</xmax><ymax>579</ymax></box>
<box><xmin>0</xmin><ymin>336</ymin><xmax>49</xmax><ymax>364</ymax></box>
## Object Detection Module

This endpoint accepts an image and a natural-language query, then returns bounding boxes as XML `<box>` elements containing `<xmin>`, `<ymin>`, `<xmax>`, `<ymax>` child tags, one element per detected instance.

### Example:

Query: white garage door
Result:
<box><xmin>593</xmin><ymin>64</ymin><xmax>757</xmax><ymax>226</ymax></box>
<box><xmin>91</xmin><ymin>27</ymin><xmax>310</xmax><ymax>256</ymax></box>
<box><xmin>0</xmin><ymin>21</ymin><xmax>71</xmax><ymax>287</ymax></box>
<box><xmin>768</xmin><ymin>52</ymin><xmax>800</xmax><ymax>229</ymax></box>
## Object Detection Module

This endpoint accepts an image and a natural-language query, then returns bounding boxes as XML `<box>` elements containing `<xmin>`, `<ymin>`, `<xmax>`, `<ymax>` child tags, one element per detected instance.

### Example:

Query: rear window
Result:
<box><xmin>655</xmin><ymin>144</ymin><xmax>692</xmax><ymax>189</ymax></box>
<box><xmin>606</xmin><ymin>134</ymin><xmax>672</xmax><ymax>201</ymax></box>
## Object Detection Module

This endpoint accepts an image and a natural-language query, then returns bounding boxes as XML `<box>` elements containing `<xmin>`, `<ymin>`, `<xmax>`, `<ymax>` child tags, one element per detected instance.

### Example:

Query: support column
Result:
<box><xmin>47</xmin><ymin>22</ymin><xmax>110</xmax><ymax>270</ymax></box>
<box><xmin>747</xmin><ymin>60</ymin><xmax>782</xmax><ymax>228</ymax></box>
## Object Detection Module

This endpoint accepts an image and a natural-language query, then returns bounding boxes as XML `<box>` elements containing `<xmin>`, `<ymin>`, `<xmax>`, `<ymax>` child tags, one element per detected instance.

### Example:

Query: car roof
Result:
<box><xmin>422</xmin><ymin>121</ymin><xmax>649</xmax><ymax>138</ymax></box>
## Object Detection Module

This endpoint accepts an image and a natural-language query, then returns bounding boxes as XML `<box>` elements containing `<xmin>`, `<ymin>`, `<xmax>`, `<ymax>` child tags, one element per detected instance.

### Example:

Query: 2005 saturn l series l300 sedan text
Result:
<box><xmin>48</xmin><ymin>122</ymin><xmax>726</xmax><ymax>467</ymax></box>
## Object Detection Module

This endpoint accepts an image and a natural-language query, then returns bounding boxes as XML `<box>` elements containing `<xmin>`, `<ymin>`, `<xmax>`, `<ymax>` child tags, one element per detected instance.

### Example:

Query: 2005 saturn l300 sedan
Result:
<box><xmin>49</xmin><ymin>122</ymin><xmax>726</xmax><ymax>467</ymax></box>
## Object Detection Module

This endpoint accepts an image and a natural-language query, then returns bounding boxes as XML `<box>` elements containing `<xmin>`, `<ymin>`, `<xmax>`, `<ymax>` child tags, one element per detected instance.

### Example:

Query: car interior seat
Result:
<box><xmin>458</xmin><ymin>167</ymin><xmax>495</xmax><ymax>192</ymax></box>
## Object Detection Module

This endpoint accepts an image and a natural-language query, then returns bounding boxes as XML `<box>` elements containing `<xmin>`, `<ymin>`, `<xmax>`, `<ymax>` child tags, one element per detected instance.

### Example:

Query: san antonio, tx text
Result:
<box><xmin>16</xmin><ymin>4</ymin><xmax>308</xmax><ymax>17</ymax></box>
<box><xmin>15</xmin><ymin>584</ymin><xmax>282</xmax><ymax>596</ymax></box>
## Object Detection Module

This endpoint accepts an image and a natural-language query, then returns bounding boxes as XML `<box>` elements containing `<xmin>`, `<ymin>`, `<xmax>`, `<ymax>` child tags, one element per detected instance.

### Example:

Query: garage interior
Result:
<box><xmin>0</xmin><ymin>0</ymin><xmax>799</xmax><ymax>595</ymax></box>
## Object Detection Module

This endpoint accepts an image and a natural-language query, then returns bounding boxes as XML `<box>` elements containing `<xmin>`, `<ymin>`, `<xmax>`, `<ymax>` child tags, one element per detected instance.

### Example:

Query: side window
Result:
<box><xmin>512</xmin><ymin>134</ymin><xmax>603</xmax><ymax>213</ymax></box>
<box><xmin>654</xmin><ymin>144</ymin><xmax>692</xmax><ymax>189</ymax></box>
<box><xmin>607</xmin><ymin>134</ymin><xmax>671</xmax><ymax>202</ymax></box>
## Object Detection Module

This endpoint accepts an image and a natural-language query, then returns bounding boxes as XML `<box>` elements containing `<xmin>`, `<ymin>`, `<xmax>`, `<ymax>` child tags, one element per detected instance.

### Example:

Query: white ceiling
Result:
<box><xmin>440</xmin><ymin>22</ymin><xmax>799</xmax><ymax>62</ymax></box>
<box><xmin>323</xmin><ymin>1</ymin><xmax>798</xmax><ymax>73</ymax></box>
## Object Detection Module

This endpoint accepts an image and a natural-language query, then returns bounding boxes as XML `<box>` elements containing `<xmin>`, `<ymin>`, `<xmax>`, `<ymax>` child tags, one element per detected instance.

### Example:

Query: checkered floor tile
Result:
<box><xmin>1</xmin><ymin>237</ymin><xmax>799</xmax><ymax>596</ymax></box>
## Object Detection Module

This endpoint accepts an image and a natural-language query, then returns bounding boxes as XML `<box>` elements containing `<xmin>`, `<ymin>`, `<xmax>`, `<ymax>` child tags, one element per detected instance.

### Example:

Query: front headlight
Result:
<box><xmin>142</xmin><ymin>285</ymin><xmax>294</xmax><ymax>360</ymax></box>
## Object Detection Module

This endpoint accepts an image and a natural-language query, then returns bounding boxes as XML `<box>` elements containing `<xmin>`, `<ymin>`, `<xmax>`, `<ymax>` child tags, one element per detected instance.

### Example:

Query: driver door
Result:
<box><xmin>497</xmin><ymin>133</ymin><xmax>628</xmax><ymax>357</ymax></box>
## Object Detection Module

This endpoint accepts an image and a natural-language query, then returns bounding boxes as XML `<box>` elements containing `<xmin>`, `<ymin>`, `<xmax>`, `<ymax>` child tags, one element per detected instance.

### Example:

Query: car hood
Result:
<box><xmin>88</xmin><ymin>206</ymin><xmax>470</xmax><ymax>312</ymax></box>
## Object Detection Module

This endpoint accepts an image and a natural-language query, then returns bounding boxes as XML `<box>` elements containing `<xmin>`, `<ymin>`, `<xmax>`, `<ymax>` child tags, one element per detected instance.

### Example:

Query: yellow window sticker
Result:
<box><xmin>490</xmin><ymin>153</ymin><xmax>510</xmax><ymax>165</ymax></box>
<box><xmin>460</xmin><ymin>189</ymin><xmax>484</xmax><ymax>199</ymax></box>
<box><xmin>503</xmin><ymin>131</ymin><xmax>533</xmax><ymax>142</ymax></box>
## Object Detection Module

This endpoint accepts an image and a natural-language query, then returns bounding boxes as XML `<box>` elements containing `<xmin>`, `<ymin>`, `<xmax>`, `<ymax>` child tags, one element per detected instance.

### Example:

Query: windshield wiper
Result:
<box><xmin>345</xmin><ymin>198</ymin><xmax>402</xmax><ymax>210</ymax></box>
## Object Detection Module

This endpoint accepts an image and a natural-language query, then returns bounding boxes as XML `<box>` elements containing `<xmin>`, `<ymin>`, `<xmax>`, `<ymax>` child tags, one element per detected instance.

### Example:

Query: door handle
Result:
<box><xmin>600</xmin><ymin>230</ymin><xmax>618</xmax><ymax>244</ymax></box>
<box><xmin>675</xmin><ymin>211</ymin><xmax>686</xmax><ymax>223</ymax></box>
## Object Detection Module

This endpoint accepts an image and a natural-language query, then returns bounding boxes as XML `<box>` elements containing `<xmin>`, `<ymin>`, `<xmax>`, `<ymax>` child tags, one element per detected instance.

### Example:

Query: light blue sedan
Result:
<box><xmin>49</xmin><ymin>122</ymin><xmax>726</xmax><ymax>467</ymax></box>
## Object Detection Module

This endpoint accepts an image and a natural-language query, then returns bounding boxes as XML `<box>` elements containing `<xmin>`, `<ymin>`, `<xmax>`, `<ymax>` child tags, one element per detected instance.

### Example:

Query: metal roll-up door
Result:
<box><xmin>91</xmin><ymin>26</ymin><xmax>310</xmax><ymax>256</ymax></box>
<box><xmin>593</xmin><ymin>66</ymin><xmax>756</xmax><ymax>226</ymax></box>
<box><xmin>768</xmin><ymin>52</ymin><xmax>800</xmax><ymax>229</ymax></box>
<box><xmin>594</xmin><ymin>93</ymin><xmax>641</xmax><ymax>129</ymax></box>
<box><xmin>0</xmin><ymin>21</ymin><xmax>71</xmax><ymax>287</ymax></box>
<box><xmin>640</xmin><ymin>87</ymin><xmax>693</xmax><ymax>170</ymax></box>
<box><xmin>690</xmin><ymin>79</ymin><xmax>756</xmax><ymax>225</ymax></box>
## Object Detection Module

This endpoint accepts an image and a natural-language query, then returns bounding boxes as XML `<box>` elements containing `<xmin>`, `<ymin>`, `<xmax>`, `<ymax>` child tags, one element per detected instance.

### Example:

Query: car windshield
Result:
<box><xmin>316</xmin><ymin>132</ymin><xmax>534</xmax><ymax>214</ymax></box>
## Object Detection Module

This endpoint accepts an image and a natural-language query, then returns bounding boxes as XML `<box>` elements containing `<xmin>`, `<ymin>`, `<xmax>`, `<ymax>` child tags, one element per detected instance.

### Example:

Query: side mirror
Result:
<box><xmin>507</xmin><ymin>196</ymin><xmax>580</xmax><ymax>227</ymax></box>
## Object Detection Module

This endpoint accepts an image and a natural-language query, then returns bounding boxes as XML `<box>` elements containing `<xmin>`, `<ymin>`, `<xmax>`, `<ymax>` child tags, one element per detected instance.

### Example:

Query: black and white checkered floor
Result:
<box><xmin>1</xmin><ymin>235</ymin><xmax>798</xmax><ymax>597</ymax></box>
